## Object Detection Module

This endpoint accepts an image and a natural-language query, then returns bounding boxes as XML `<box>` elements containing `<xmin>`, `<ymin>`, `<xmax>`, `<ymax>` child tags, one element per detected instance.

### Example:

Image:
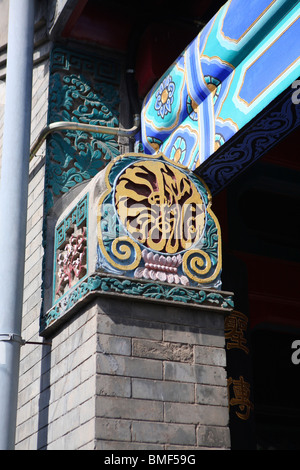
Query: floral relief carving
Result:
<box><xmin>53</xmin><ymin>195</ymin><xmax>88</xmax><ymax>302</ymax></box>
<box><xmin>42</xmin><ymin>272</ymin><xmax>234</xmax><ymax>332</ymax></box>
<box><xmin>56</xmin><ymin>228</ymin><xmax>87</xmax><ymax>297</ymax></box>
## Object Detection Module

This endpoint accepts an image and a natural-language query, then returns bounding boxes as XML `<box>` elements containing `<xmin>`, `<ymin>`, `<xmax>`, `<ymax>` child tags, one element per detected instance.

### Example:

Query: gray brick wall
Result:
<box><xmin>95</xmin><ymin>297</ymin><xmax>231</xmax><ymax>450</ymax></box>
<box><xmin>16</xmin><ymin>305</ymin><xmax>97</xmax><ymax>450</ymax></box>
<box><xmin>16</xmin><ymin>292</ymin><xmax>231</xmax><ymax>450</ymax></box>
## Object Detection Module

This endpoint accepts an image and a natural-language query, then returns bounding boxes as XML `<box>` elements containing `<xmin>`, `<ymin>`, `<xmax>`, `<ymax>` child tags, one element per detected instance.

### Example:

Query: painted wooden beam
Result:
<box><xmin>140</xmin><ymin>0</ymin><xmax>300</xmax><ymax>192</ymax></box>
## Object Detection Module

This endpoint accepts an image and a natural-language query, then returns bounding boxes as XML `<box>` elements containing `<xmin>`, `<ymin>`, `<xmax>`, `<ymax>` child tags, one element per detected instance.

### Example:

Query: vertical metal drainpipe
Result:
<box><xmin>0</xmin><ymin>0</ymin><xmax>35</xmax><ymax>450</ymax></box>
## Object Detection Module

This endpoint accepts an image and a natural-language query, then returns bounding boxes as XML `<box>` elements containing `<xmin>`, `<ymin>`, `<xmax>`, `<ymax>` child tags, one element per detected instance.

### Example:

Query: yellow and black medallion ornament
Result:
<box><xmin>97</xmin><ymin>153</ymin><xmax>222</xmax><ymax>288</ymax></box>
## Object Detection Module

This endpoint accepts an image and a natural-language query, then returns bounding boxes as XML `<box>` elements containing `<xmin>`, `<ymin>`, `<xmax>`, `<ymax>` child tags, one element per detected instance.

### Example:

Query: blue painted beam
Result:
<box><xmin>140</xmin><ymin>0</ymin><xmax>300</xmax><ymax>190</ymax></box>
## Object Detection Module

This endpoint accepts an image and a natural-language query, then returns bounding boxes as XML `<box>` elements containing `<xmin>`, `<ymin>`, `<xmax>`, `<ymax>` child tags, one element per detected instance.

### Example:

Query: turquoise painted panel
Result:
<box><xmin>41</xmin><ymin>272</ymin><xmax>234</xmax><ymax>333</ymax></box>
<box><xmin>45</xmin><ymin>47</ymin><xmax>121</xmax><ymax>212</ymax></box>
<box><xmin>140</xmin><ymin>0</ymin><xmax>300</xmax><ymax>172</ymax></box>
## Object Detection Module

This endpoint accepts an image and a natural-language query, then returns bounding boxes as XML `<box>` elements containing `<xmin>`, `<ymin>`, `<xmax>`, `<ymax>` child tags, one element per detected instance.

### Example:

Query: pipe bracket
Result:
<box><xmin>0</xmin><ymin>334</ymin><xmax>25</xmax><ymax>345</ymax></box>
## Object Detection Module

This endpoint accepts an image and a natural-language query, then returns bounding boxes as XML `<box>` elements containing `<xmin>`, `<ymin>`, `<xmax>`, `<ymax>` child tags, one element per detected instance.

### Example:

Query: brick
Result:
<box><xmin>97</xmin><ymin>297</ymin><xmax>164</xmax><ymax>324</ymax></box>
<box><xmin>197</xmin><ymin>425</ymin><xmax>231</xmax><ymax>448</ymax></box>
<box><xmin>132</xmin><ymin>378</ymin><xmax>195</xmax><ymax>403</ymax></box>
<box><xmin>26</xmin><ymin>289</ymin><xmax>42</xmax><ymax>311</ymax></box>
<box><xmin>24</xmin><ymin>245</ymin><xmax>44</xmax><ymax>275</ymax></box>
<box><xmin>97</xmin><ymin>313</ymin><xmax>163</xmax><ymax>340</ymax></box>
<box><xmin>132</xmin><ymin>421</ymin><xmax>196</xmax><ymax>446</ymax></box>
<box><xmin>164</xmin><ymin>325</ymin><xmax>225</xmax><ymax>348</ymax></box>
<box><xmin>195</xmin><ymin>346</ymin><xmax>226</xmax><ymax>366</ymax></box>
<box><xmin>67</xmin><ymin>306</ymin><xmax>96</xmax><ymax>337</ymax></box>
<box><xmin>25</xmin><ymin>216</ymin><xmax>43</xmax><ymax>246</ymax></box>
<box><xmin>47</xmin><ymin>435</ymin><xmax>67</xmax><ymax>451</ymax></box>
<box><xmin>26</xmin><ymin>191</ymin><xmax>44</xmax><ymax>222</ymax></box>
<box><xmin>23</xmin><ymin>275</ymin><xmax>42</xmax><ymax>303</ymax></box>
<box><xmin>132</xmin><ymin>338</ymin><xmax>193</xmax><ymax>362</ymax></box>
<box><xmin>97</xmin><ymin>334</ymin><xmax>131</xmax><ymax>356</ymax></box>
<box><xmin>78</xmin><ymin>441</ymin><xmax>95</xmax><ymax>450</ymax></box>
<box><xmin>64</xmin><ymin>419</ymin><xmax>95</xmax><ymax>450</ymax></box>
<box><xmin>26</xmin><ymin>208</ymin><xmax>44</xmax><ymax>234</ymax></box>
<box><xmin>79</xmin><ymin>397</ymin><xmax>95</xmax><ymax>425</ymax></box>
<box><xmin>164</xmin><ymin>361</ymin><xmax>227</xmax><ymax>386</ymax></box>
<box><xmin>96</xmin><ymin>374</ymin><xmax>131</xmax><ymax>398</ymax></box>
<box><xmin>122</xmin><ymin>302</ymin><xmax>224</xmax><ymax>331</ymax></box>
<box><xmin>165</xmin><ymin>445</ymin><xmax>199</xmax><ymax>451</ymax></box>
<box><xmin>95</xmin><ymin>440</ymin><xmax>164</xmax><ymax>451</ymax></box>
<box><xmin>165</xmin><ymin>402</ymin><xmax>229</xmax><ymax>426</ymax></box>
<box><xmin>27</xmin><ymin>169</ymin><xmax>45</xmax><ymax>201</ymax></box>
<box><xmin>96</xmin><ymin>354</ymin><xmax>163</xmax><ymax>380</ymax></box>
<box><xmin>16</xmin><ymin>417</ymin><xmax>38</xmax><ymax>446</ymax></box>
<box><xmin>65</xmin><ymin>376</ymin><xmax>95</xmax><ymax>412</ymax></box>
<box><xmin>196</xmin><ymin>384</ymin><xmax>229</xmax><ymax>406</ymax></box>
<box><xmin>16</xmin><ymin>398</ymin><xmax>36</xmax><ymax>427</ymax></box>
<box><xmin>47</xmin><ymin>397</ymin><xmax>66</xmax><ymax>424</ymax></box>
<box><xmin>96</xmin><ymin>396</ymin><xmax>163</xmax><ymax>421</ymax></box>
<box><xmin>51</xmin><ymin>368</ymin><xmax>81</xmax><ymax>402</ymax></box>
<box><xmin>57</xmin><ymin>407</ymin><xmax>81</xmax><ymax>437</ymax></box>
<box><xmin>17</xmin><ymin>364</ymin><xmax>41</xmax><ymax>396</ymax></box>
<box><xmin>23</xmin><ymin>257</ymin><xmax>42</xmax><ymax>287</ymax></box>
<box><xmin>19</xmin><ymin>345</ymin><xmax>43</xmax><ymax>377</ymax></box>
<box><xmin>17</xmin><ymin>376</ymin><xmax>41</xmax><ymax>409</ymax></box>
<box><xmin>54</xmin><ymin>334</ymin><xmax>95</xmax><ymax>370</ymax></box>
<box><xmin>96</xmin><ymin>418</ymin><xmax>131</xmax><ymax>442</ymax></box>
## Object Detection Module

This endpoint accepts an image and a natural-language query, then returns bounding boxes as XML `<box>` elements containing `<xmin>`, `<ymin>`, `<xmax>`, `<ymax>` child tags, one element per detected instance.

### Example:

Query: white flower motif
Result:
<box><xmin>154</xmin><ymin>75</ymin><xmax>175</xmax><ymax>119</ymax></box>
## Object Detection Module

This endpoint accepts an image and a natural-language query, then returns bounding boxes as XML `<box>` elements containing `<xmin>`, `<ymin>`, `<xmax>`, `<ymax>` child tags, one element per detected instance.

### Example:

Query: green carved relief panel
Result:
<box><xmin>45</xmin><ymin>47</ymin><xmax>121</xmax><ymax>212</ymax></box>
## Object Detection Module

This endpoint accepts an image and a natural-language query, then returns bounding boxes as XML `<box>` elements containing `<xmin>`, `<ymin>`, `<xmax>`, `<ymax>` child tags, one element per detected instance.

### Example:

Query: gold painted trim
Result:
<box><xmin>215</xmin><ymin>115</ymin><xmax>239</xmax><ymax>133</ymax></box>
<box><xmin>97</xmin><ymin>154</ymin><xmax>146</xmax><ymax>271</ymax></box>
<box><xmin>182</xmin><ymin>198</ymin><xmax>222</xmax><ymax>284</ymax></box>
